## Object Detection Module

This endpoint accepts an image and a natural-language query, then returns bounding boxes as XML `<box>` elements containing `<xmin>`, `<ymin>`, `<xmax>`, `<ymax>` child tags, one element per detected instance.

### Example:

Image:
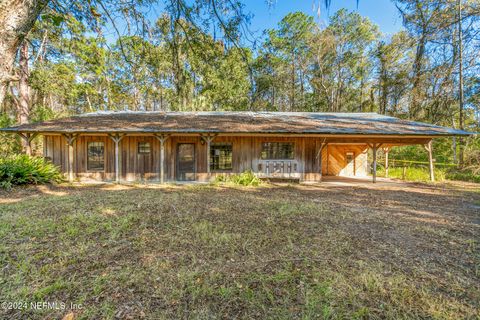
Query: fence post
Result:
<box><xmin>402</xmin><ymin>166</ymin><xmax>407</xmax><ymax>180</ymax></box>
<box><xmin>423</xmin><ymin>141</ymin><xmax>435</xmax><ymax>182</ymax></box>
<box><xmin>384</xmin><ymin>147</ymin><xmax>390</xmax><ymax>178</ymax></box>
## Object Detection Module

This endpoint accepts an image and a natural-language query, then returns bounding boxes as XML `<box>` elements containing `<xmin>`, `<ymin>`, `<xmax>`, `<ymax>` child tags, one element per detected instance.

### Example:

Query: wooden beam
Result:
<box><xmin>424</xmin><ymin>140</ymin><xmax>435</xmax><ymax>182</ymax></box>
<box><xmin>108</xmin><ymin>133</ymin><xmax>125</xmax><ymax>183</ymax></box>
<box><xmin>372</xmin><ymin>143</ymin><xmax>378</xmax><ymax>183</ymax></box>
<box><xmin>63</xmin><ymin>133</ymin><xmax>78</xmax><ymax>182</ymax></box>
<box><xmin>316</xmin><ymin>138</ymin><xmax>327</xmax><ymax>182</ymax></box>
<box><xmin>200</xmin><ymin>134</ymin><xmax>217</xmax><ymax>144</ymax></box>
<box><xmin>200</xmin><ymin>134</ymin><xmax>217</xmax><ymax>180</ymax></box>
<box><xmin>17</xmin><ymin>132</ymin><xmax>38</xmax><ymax>156</ymax></box>
<box><xmin>154</xmin><ymin>134</ymin><xmax>170</xmax><ymax>184</ymax></box>
<box><xmin>21</xmin><ymin>131</ymin><xmax>450</xmax><ymax>140</ymax></box>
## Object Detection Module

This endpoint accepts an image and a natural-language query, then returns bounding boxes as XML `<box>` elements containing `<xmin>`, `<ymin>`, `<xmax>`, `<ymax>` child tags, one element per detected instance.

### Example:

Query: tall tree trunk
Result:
<box><xmin>378</xmin><ymin>62</ymin><xmax>388</xmax><ymax>115</ymax></box>
<box><xmin>10</xmin><ymin>41</ymin><xmax>31</xmax><ymax>153</ymax></box>
<box><xmin>17</xmin><ymin>41</ymin><xmax>30</xmax><ymax>125</ymax></box>
<box><xmin>369</xmin><ymin>88</ymin><xmax>375</xmax><ymax>112</ymax></box>
<box><xmin>0</xmin><ymin>0</ymin><xmax>47</xmax><ymax>106</ymax></box>
<box><xmin>290</xmin><ymin>55</ymin><xmax>295</xmax><ymax>111</ymax></box>
<box><xmin>457</xmin><ymin>0</ymin><xmax>465</xmax><ymax>167</ymax></box>
<box><xmin>271</xmin><ymin>85</ymin><xmax>275</xmax><ymax>109</ymax></box>
<box><xmin>410</xmin><ymin>33</ymin><xmax>426</xmax><ymax>119</ymax></box>
<box><xmin>160</xmin><ymin>82</ymin><xmax>164</xmax><ymax>111</ymax></box>
<box><xmin>359</xmin><ymin>74</ymin><xmax>364</xmax><ymax>112</ymax></box>
<box><xmin>452</xmin><ymin>116</ymin><xmax>457</xmax><ymax>164</ymax></box>
<box><xmin>359</xmin><ymin>56</ymin><xmax>365</xmax><ymax>112</ymax></box>
<box><xmin>300</xmin><ymin>71</ymin><xmax>304</xmax><ymax>110</ymax></box>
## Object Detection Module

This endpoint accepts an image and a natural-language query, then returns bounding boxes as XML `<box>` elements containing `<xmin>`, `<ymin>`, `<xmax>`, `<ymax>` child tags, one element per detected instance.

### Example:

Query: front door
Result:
<box><xmin>176</xmin><ymin>143</ymin><xmax>195</xmax><ymax>181</ymax></box>
<box><xmin>345</xmin><ymin>152</ymin><xmax>355</xmax><ymax>176</ymax></box>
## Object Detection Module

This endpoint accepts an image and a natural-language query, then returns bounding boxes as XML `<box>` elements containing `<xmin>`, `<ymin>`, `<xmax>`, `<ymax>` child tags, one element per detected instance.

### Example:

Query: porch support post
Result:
<box><xmin>63</xmin><ymin>133</ymin><xmax>78</xmax><ymax>182</ymax></box>
<box><xmin>372</xmin><ymin>144</ymin><xmax>377</xmax><ymax>183</ymax></box>
<box><xmin>316</xmin><ymin>138</ymin><xmax>327</xmax><ymax>182</ymax></box>
<box><xmin>17</xmin><ymin>132</ymin><xmax>37</xmax><ymax>156</ymax></box>
<box><xmin>108</xmin><ymin>133</ymin><xmax>125</xmax><ymax>183</ymax></box>
<box><xmin>424</xmin><ymin>140</ymin><xmax>435</xmax><ymax>182</ymax></box>
<box><xmin>383</xmin><ymin>147</ymin><xmax>390</xmax><ymax>178</ymax></box>
<box><xmin>154</xmin><ymin>134</ymin><xmax>170</xmax><ymax>184</ymax></box>
<box><xmin>200</xmin><ymin>134</ymin><xmax>217</xmax><ymax>181</ymax></box>
<box><xmin>368</xmin><ymin>143</ymin><xmax>382</xmax><ymax>183</ymax></box>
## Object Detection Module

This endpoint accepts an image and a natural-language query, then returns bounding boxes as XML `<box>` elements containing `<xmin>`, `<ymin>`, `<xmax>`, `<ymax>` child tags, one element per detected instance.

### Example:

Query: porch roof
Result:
<box><xmin>0</xmin><ymin>111</ymin><xmax>473</xmax><ymax>136</ymax></box>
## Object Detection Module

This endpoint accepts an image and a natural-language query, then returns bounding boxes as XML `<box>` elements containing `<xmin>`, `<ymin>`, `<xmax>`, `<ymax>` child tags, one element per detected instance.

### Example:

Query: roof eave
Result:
<box><xmin>0</xmin><ymin>127</ymin><xmax>475</xmax><ymax>137</ymax></box>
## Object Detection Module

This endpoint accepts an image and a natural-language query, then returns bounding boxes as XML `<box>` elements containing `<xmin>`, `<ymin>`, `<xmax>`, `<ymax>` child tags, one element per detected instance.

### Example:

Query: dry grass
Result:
<box><xmin>0</xmin><ymin>181</ymin><xmax>479</xmax><ymax>319</ymax></box>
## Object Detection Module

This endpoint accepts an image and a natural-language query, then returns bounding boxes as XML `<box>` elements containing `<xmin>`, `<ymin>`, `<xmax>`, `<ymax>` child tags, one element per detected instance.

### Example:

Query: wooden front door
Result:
<box><xmin>345</xmin><ymin>151</ymin><xmax>355</xmax><ymax>176</ymax></box>
<box><xmin>176</xmin><ymin>143</ymin><xmax>195</xmax><ymax>181</ymax></box>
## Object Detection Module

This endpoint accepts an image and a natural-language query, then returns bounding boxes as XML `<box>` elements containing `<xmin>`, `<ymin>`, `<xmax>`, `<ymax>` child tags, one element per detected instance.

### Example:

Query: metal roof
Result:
<box><xmin>0</xmin><ymin>111</ymin><xmax>473</xmax><ymax>136</ymax></box>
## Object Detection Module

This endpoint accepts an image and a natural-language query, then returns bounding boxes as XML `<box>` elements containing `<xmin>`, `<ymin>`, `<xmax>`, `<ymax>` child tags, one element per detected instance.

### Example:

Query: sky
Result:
<box><xmin>241</xmin><ymin>0</ymin><xmax>405</xmax><ymax>37</ymax></box>
<box><xmin>106</xmin><ymin>0</ymin><xmax>406</xmax><ymax>46</ymax></box>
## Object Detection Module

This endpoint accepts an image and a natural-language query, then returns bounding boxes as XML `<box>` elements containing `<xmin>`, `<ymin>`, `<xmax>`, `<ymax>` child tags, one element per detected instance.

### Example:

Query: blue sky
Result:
<box><xmin>242</xmin><ymin>0</ymin><xmax>404</xmax><ymax>36</ymax></box>
<box><xmin>107</xmin><ymin>0</ymin><xmax>405</xmax><ymax>46</ymax></box>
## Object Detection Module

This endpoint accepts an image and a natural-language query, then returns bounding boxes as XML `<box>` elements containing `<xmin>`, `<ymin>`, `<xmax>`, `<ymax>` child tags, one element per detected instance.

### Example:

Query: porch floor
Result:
<box><xmin>320</xmin><ymin>175</ymin><xmax>405</xmax><ymax>187</ymax></box>
<box><xmin>72</xmin><ymin>175</ymin><xmax>405</xmax><ymax>186</ymax></box>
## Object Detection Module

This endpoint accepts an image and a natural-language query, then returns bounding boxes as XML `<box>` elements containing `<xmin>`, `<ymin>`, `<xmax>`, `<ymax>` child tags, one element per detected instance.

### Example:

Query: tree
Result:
<box><xmin>0</xmin><ymin>0</ymin><xmax>46</xmax><ymax>108</ymax></box>
<box><xmin>374</xmin><ymin>32</ymin><xmax>414</xmax><ymax>115</ymax></box>
<box><xmin>457</xmin><ymin>0</ymin><xmax>465</xmax><ymax>166</ymax></box>
<box><xmin>395</xmin><ymin>0</ymin><xmax>449</xmax><ymax>120</ymax></box>
<box><xmin>0</xmin><ymin>0</ymin><xmax>252</xmax><ymax>116</ymax></box>
<box><xmin>310</xmin><ymin>9</ymin><xmax>379</xmax><ymax>112</ymax></box>
<box><xmin>254</xmin><ymin>12</ymin><xmax>317</xmax><ymax>111</ymax></box>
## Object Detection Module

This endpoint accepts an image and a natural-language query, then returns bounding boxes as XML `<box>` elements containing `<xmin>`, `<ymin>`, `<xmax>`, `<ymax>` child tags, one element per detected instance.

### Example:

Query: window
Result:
<box><xmin>210</xmin><ymin>143</ymin><xmax>233</xmax><ymax>171</ymax></box>
<box><xmin>261</xmin><ymin>142</ymin><xmax>294</xmax><ymax>160</ymax></box>
<box><xmin>138</xmin><ymin>142</ymin><xmax>151</xmax><ymax>154</ymax></box>
<box><xmin>87</xmin><ymin>142</ymin><xmax>105</xmax><ymax>171</ymax></box>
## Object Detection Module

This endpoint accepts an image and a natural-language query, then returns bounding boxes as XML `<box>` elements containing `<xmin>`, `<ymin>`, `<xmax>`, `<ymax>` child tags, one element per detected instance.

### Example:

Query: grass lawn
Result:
<box><xmin>0</xmin><ymin>181</ymin><xmax>479</xmax><ymax>319</ymax></box>
<box><xmin>377</xmin><ymin>166</ymin><xmax>480</xmax><ymax>184</ymax></box>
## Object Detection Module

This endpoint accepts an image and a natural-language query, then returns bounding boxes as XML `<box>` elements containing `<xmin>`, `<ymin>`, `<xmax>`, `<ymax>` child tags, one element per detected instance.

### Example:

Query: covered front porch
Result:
<box><xmin>16</xmin><ymin>131</ymin><xmax>437</xmax><ymax>184</ymax></box>
<box><xmin>6</xmin><ymin>111</ymin><xmax>467</xmax><ymax>185</ymax></box>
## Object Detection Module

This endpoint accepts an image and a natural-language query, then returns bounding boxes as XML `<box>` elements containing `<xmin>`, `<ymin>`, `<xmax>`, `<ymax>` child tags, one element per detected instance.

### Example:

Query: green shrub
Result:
<box><xmin>445</xmin><ymin>168</ymin><xmax>480</xmax><ymax>184</ymax></box>
<box><xmin>0</xmin><ymin>114</ymin><xmax>21</xmax><ymax>157</ymax></box>
<box><xmin>378</xmin><ymin>167</ymin><xmax>445</xmax><ymax>182</ymax></box>
<box><xmin>0</xmin><ymin>155</ymin><xmax>64</xmax><ymax>189</ymax></box>
<box><xmin>214</xmin><ymin>170</ymin><xmax>261</xmax><ymax>186</ymax></box>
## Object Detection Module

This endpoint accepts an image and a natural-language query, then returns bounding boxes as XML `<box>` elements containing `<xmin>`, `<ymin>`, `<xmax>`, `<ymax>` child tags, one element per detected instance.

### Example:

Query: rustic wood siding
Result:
<box><xmin>325</xmin><ymin>145</ymin><xmax>368</xmax><ymax>177</ymax></box>
<box><xmin>43</xmin><ymin>134</ymin><xmax>370</xmax><ymax>182</ymax></box>
<box><xmin>43</xmin><ymin>135</ymin><xmax>70</xmax><ymax>173</ymax></box>
<box><xmin>120</xmin><ymin>136</ymin><xmax>159</xmax><ymax>182</ymax></box>
<box><xmin>75</xmin><ymin>136</ymin><xmax>115</xmax><ymax>181</ymax></box>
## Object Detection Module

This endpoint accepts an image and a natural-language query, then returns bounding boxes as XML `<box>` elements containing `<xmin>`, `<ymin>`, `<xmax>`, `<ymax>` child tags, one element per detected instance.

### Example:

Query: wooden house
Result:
<box><xmin>1</xmin><ymin>111</ymin><xmax>472</xmax><ymax>183</ymax></box>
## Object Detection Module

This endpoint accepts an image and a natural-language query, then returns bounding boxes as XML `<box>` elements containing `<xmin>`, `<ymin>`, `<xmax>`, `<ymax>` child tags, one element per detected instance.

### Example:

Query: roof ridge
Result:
<box><xmin>78</xmin><ymin>110</ymin><xmax>385</xmax><ymax>116</ymax></box>
<box><xmin>0</xmin><ymin>111</ymin><xmax>473</xmax><ymax>136</ymax></box>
